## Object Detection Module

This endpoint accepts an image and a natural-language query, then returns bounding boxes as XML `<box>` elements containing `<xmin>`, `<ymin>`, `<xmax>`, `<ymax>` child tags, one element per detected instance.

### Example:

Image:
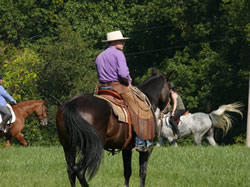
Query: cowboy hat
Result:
<box><xmin>102</xmin><ymin>30</ymin><xmax>129</xmax><ymax>42</ymax></box>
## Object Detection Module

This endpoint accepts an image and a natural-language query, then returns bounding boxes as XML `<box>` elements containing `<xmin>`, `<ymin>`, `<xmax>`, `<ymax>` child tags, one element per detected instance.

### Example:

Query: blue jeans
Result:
<box><xmin>135</xmin><ymin>136</ymin><xmax>152</xmax><ymax>147</ymax></box>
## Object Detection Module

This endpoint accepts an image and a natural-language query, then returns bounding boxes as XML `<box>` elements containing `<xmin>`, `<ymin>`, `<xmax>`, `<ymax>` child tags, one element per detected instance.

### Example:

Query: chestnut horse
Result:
<box><xmin>0</xmin><ymin>100</ymin><xmax>48</xmax><ymax>148</ymax></box>
<box><xmin>56</xmin><ymin>73</ymin><xmax>171</xmax><ymax>187</ymax></box>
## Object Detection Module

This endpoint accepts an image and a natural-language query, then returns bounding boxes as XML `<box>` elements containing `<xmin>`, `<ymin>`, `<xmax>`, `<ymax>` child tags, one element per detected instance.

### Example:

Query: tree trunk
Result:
<box><xmin>247</xmin><ymin>76</ymin><xmax>250</xmax><ymax>147</ymax></box>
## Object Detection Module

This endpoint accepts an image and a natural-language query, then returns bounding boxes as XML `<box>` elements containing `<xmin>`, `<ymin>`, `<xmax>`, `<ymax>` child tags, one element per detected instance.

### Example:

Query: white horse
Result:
<box><xmin>155</xmin><ymin>102</ymin><xmax>243</xmax><ymax>146</ymax></box>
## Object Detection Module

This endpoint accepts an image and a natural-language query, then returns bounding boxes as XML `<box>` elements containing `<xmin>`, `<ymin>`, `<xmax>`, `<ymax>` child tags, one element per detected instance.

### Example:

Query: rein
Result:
<box><xmin>157</xmin><ymin>112</ymin><xmax>165</xmax><ymax>138</ymax></box>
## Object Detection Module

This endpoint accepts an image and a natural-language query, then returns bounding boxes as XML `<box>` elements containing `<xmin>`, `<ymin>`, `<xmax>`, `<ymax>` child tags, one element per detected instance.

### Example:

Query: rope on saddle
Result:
<box><xmin>130</xmin><ymin>86</ymin><xmax>151</xmax><ymax>111</ymax></box>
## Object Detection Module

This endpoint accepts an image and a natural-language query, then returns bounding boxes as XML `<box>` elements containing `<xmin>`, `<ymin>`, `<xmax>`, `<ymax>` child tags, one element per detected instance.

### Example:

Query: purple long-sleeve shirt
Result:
<box><xmin>96</xmin><ymin>47</ymin><xmax>131</xmax><ymax>84</ymax></box>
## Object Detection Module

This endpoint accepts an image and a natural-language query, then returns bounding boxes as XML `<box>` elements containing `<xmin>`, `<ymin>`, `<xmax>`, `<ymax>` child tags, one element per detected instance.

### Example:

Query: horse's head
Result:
<box><xmin>138</xmin><ymin>71</ymin><xmax>172</xmax><ymax>111</ymax></box>
<box><xmin>34</xmin><ymin>100</ymin><xmax>48</xmax><ymax>126</ymax></box>
<box><xmin>157</xmin><ymin>73</ymin><xmax>171</xmax><ymax>111</ymax></box>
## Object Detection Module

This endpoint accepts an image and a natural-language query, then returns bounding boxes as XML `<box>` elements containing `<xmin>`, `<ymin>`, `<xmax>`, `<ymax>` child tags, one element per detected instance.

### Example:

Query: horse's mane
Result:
<box><xmin>137</xmin><ymin>74</ymin><xmax>167</xmax><ymax>111</ymax></box>
<box><xmin>17</xmin><ymin>100</ymin><xmax>44</xmax><ymax>107</ymax></box>
<box><xmin>138</xmin><ymin>74</ymin><xmax>165</xmax><ymax>95</ymax></box>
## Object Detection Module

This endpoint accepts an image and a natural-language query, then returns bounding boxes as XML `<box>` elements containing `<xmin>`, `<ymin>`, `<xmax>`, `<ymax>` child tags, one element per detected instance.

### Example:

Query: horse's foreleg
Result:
<box><xmin>156</xmin><ymin>137</ymin><xmax>164</xmax><ymax>147</ymax></box>
<box><xmin>170</xmin><ymin>139</ymin><xmax>178</xmax><ymax>146</ymax></box>
<box><xmin>139</xmin><ymin>150</ymin><xmax>152</xmax><ymax>187</ymax></box>
<box><xmin>14</xmin><ymin>132</ymin><xmax>28</xmax><ymax>147</ymax></box>
<box><xmin>194</xmin><ymin>134</ymin><xmax>203</xmax><ymax>145</ymax></box>
<box><xmin>5</xmin><ymin>135</ymin><xmax>12</xmax><ymax>148</ymax></box>
<box><xmin>122</xmin><ymin>150</ymin><xmax>132</xmax><ymax>187</ymax></box>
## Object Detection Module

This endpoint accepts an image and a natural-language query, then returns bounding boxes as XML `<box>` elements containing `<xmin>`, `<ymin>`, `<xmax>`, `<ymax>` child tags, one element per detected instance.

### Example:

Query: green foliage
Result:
<box><xmin>38</xmin><ymin>21</ymin><xmax>97</xmax><ymax>103</ymax></box>
<box><xmin>161</xmin><ymin>44</ymin><xmax>220</xmax><ymax>110</ymax></box>
<box><xmin>2</xmin><ymin>48</ymin><xmax>43</xmax><ymax>101</ymax></box>
<box><xmin>0</xmin><ymin>0</ymin><xmax>248</xmax><ymax>146</ymax></box>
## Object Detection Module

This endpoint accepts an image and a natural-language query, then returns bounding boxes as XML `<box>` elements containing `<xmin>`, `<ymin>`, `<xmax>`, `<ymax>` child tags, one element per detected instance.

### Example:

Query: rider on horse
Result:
<box><xmin>0</xmin><ymin>74</ymin><xmax>16</xmax><ymax>132</ymax></box>
<box><xmin>95</xmin><ymin>30</ymin><xmax>154</xmax><ymax>151</ymax></box>
<box><xmin>168</xmin><ymin>82</ymin><xmax>186</xmax><ymax>136</ymax></box>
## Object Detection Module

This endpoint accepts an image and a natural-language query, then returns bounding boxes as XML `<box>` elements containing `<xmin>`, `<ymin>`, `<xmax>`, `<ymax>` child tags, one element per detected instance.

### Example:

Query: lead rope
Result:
<box><xmin>156</xmin><ymin>101</ymin><xmax>171</xmax><ymax>138</ymax></box>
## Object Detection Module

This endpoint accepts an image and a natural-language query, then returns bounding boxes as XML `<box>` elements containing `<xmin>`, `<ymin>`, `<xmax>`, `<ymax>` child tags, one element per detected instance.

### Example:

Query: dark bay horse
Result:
<box><xmin>0</xmin><ymin>100</ymin><xmax>48</xmax><ymax>148</ymax></box>
<box><xmin>56</xmin><ymin>73</ymin><xmax>171</xmax><ymax>187</ymax></box>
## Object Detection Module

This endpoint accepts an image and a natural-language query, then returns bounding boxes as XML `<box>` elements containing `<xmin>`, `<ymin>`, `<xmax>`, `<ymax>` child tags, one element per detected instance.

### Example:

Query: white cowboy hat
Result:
<box><xmin>102</xmin><ymin>30</ymin><xmax>129</xmax><ymax>42</ymax></box>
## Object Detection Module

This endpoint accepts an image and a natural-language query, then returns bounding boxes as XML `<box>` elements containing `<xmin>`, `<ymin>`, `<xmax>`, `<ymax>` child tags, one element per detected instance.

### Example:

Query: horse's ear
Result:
<box><xmin>165</xmin><ymin>71</ymin><xmax>174</xmax><ymax>80</ymax></box>
<box><xmin>151</xmin><ymin>68</ymin><xmax>157</xmax><ymax>76</ymax></box>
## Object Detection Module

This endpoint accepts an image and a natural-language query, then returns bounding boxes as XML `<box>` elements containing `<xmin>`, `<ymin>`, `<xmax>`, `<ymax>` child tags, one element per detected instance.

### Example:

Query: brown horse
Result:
<box><xmin>56</xmin><ymin>72</ymin><xmax>171</xmax><ymax>187</ymax></box>
<box><xmin>0</xmin><ymin>100</ymin><xmax>48</xmax><ymax>148</ymax></box>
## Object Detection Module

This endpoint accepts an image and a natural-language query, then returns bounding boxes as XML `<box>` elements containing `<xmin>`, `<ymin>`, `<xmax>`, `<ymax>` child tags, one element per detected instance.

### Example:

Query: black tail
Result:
<box><xmin>63</xmin><ymin>101</ymin><xmax>104</xmax><ymax>181</ymax></box>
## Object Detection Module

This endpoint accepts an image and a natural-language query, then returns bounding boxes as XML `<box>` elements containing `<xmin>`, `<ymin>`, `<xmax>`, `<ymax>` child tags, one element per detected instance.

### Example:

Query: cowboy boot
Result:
<box><xmin>169</xmin><ymin>119</ymin><xmax>179</xmax><ymax>136</ymax></box>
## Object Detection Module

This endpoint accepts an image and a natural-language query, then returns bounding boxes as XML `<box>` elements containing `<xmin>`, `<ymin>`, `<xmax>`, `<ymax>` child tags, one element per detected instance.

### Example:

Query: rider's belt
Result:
<box><xmin>99</xmin><ymin>86</ymin><xmax>113</xmax><ymax>90</ymax></box>
<box><xmin>99</xmin><ymin>81</ymin><xmax>119</xmax><ymax>86</ymax></box>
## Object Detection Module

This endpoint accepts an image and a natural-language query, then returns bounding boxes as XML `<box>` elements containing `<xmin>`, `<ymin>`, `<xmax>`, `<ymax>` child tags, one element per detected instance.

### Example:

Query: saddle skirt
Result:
<box><xmin>95</xmin><ymin>87</ymin><xmax>155</xmax><ymax>140</ymax></box>
<box><xmin>176</xmin><ymin>111</ymin><xmax>190</xmax><ymax>125</ymax></box>
<box><xmin>0</xmin><ymin>104</ymin><xmax>16</xmax><ymax>124</ymax></box>
<box><xmin>164</xmin><ymin>111</ymin><xmax>190</xmax><ymax>127</ymax></box>
<box><xmin>95</xmin><ymin>90</ymin><xmax>129</xmax><ymax>123</ymax></box>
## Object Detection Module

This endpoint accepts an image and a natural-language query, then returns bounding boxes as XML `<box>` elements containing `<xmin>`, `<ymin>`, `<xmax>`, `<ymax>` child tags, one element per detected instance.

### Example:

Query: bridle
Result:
<box><xmin>16</xmin><ymin>101</ymin><xmax>47</xmax><ymax>123</ymax></box>
<box><xmin>38</xmin><ymin>102</ymin><xmax>47</xmax><ymax>121</ymax></box>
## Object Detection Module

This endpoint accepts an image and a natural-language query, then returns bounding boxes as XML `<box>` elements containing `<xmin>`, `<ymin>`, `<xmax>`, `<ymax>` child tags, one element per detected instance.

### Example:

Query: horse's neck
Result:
<box><xmin>18</xmin><ymin>102</ymin><xmax>39</xmax><ymax>115</ymax></box>
<box><xmin>138</xmin><ymin>76</ymin><xmax>164</xmax><ymax>110</ymax></box>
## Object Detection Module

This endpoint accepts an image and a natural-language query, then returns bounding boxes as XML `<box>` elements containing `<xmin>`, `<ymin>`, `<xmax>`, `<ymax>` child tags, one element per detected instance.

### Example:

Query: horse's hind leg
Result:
<box><xmin>139</xmin><ymin>150</ymin><xmax>152</xmax><ymax>187</ymax></box>
<box><xmin>76</xmin><ymin>166</ymin><xmax>88</xmax><ymax>187</ymax></box>
<box><xmin>122</xmin><ymin>150</ymin><xmax>132</xmax><ymax>187</ymax></box>
<box><xmin>205</xmin><ymin>128</ymin><xmax>217</xmax><ymax>146</ymax></box>
<box><xmin>64</xmin><ymin>148</ymin><xmax>77</xmax><ymax>187</ymax></box>
<box><xmin>14</xmin><ymin>132</ymin><xmax>28</xmax><ymax>147</ymax></box>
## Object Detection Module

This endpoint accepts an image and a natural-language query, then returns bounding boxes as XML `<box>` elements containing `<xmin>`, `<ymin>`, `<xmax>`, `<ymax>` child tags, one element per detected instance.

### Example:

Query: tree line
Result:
<box><xmin>0</xmin><ymin>0</ymin><xmax>249</xmax><ymax>145</ymax></box>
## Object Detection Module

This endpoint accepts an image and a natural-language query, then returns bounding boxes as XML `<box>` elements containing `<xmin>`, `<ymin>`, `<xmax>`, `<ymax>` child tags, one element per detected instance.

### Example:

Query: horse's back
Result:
<box><xmin>181</xmin><ymin>112</ymin><xmax>212</xmax><ymax>130</ymax></box>
<box><xmin>61</xmin><ymin>94</ymin><xmax>111</xmax><ymax>124</ymax></box>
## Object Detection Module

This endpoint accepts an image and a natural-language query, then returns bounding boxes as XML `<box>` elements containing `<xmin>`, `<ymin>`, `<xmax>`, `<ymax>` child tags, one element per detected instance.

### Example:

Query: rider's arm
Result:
<box><xmin>0</xmin><ymin>86</ymin><xmax>16</xmax><ymax>103</ymax></box>
<box><xmin>171</xmin><ymin>92</ymin><xmax>177</xmax><ymax>116</ymax></box>
<box><xmin>117</xmin><ymin>51</ymin><xmax>131</xmax><ymax>86</ymax></box>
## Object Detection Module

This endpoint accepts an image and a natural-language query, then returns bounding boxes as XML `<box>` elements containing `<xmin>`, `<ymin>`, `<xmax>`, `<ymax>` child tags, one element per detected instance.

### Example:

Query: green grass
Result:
<box><xmin>0</xmin><ymin>146</ymin><xmax>249</xmax><ymax>187</ymax></box>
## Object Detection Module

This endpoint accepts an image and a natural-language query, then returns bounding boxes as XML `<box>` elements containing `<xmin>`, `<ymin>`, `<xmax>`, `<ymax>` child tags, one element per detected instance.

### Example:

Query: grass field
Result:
<box><xmin>0</xmin><ymin>145</ymin><xmax>249</xmax><ymax>187</ymax></box>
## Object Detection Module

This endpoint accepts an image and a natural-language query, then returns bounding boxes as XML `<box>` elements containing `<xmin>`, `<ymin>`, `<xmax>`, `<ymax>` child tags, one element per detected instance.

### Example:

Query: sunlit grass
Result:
<box><xmin>0</xmin><ymin>146</ymin><xmax>249</xmax><ymax>187</ymax></box>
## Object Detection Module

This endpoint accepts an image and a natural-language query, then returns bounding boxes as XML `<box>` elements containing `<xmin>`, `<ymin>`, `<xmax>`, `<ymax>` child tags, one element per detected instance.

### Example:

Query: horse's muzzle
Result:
<box><xmin>40</xmin><ymin>119</ymin><xmax>48</xmax><ymax>126</ymax></box>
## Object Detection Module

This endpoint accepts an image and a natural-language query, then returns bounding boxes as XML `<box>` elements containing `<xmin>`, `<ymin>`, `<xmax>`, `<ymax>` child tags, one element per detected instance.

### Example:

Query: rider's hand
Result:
<box><xmin>171</xmin><ymin>111</ymin><xmax>175</xmax><ymax>117</ymax></box>
<box><xmin>10</xmin><ymin>101</ymin><xmax>16</xmax><ymax>106</ymax></box>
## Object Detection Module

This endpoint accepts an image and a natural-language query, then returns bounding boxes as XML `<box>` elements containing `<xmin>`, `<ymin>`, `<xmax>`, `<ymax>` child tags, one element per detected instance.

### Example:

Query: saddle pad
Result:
<box><xmin>95</xmin><ymin>95</ymin><xmax>129</xmax><ymax>123</ymax></box>
<box><xmin>0</xmin><ymin>104</ymin><xmax>16</xmax><ymax>124</ymax></box>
